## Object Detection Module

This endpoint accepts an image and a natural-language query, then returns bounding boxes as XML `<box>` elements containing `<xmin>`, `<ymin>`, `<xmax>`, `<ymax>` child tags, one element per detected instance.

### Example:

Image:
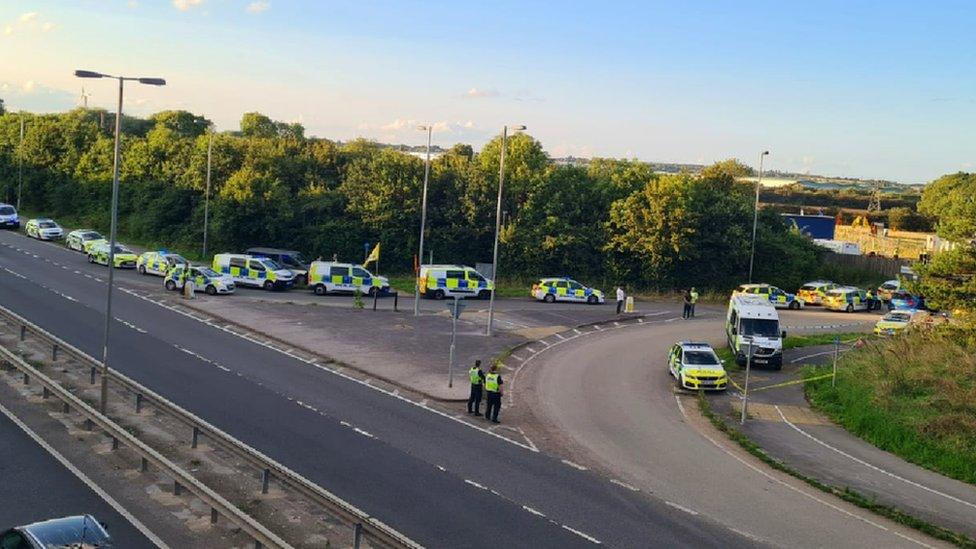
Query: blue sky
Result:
<box><xmin>1</xmin><ymin>0</ymin><xmax>974</xmax><ymax>184</ymax></box>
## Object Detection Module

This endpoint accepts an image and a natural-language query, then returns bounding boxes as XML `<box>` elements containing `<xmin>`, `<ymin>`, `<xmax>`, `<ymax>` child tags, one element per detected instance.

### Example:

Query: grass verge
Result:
<box><xmin>696</xmin><ymin>392</ymin><xmax>976</xmax><ymax>547</ymax></box>
<box><xmin>783</xmin><ymin>331</ymin><xmax>872</xmax><ymax>350</ymax></box>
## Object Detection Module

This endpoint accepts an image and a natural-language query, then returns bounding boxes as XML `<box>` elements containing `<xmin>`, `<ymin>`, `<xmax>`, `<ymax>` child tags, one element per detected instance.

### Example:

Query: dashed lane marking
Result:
<box><xmin>561</xmin><ymin>459</ymin><xmax>587</xmax><ymax>471</ymax></box>
<box><xmin>665</xmin><ymin>501</ymin><xmax>699</xmax><ymax>516</ymax></box>
<box><xmin>610</xmin><ymin>478</ymin><xmax>640</xmax><ymax>492</ymax></box>
<box><xmin>522</xmin><ymin>505</ymin><xmax>546</xmax><ymax>517</ymax></box>
<box><xmin>561</xmin><ymin>524</ymin><xmax>602</xmax><ymax>544</ymax></box>
<box><xmin>464</xmin><ymin>479</ymin><xmax>489</xmax><ymax>491</ymax></box>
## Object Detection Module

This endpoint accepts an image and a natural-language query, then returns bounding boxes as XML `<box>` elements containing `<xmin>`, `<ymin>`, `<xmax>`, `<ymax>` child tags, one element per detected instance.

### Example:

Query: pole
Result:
<box><xmin>748</xmin><ymin>151</ymin><xmax>767</xmax><ymax>283</ymax></box>
<box><xmin>16</xmin><ymin>115</ymin><xmax>24</xmax><ymax>209</ymax></box>
<box><xmin>832</xmin><ymin>335</ymin><xmax>839</xmax><ymax>387</ymax></box>
<box><xmin>414</xmin><ymin>125</ymin><xmax>432</xmax><ymax>316</ymax></box>
<box><xmin>100</xmin><ymin>77</ymin><xmax>124</xmax><ymax>414</ymax></box>
<box><xmin>740</xmin><ymin>338</ymin><xmax>753</xmax><ymax>424</ymax></box>
<box><xmin>448</xmin><ymin>298</ymin><xmax>458</xmax><ymax>388</ymax></box>
<box><xmin>486</xmin><ymin>126</ymin><xmax>508</xmax><ymax>336</ymax></box>
<box><xmin>202</xmin><ymin>128</ymin><xmax>213</xmax><ymax>259</ymax></box>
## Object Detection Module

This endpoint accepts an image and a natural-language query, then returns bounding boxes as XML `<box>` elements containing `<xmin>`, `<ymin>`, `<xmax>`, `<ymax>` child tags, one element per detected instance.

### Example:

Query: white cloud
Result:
<box><xmin>19</xmin><ymin>12</ymin><xmax>38</xmax><ymax>23</ymax></box>
<box><xmin>22</xmin><ymin>80</ymin><xmax>35</xmax><ymax>93</ymax></box>
<box><xmin>464</xmin><ymin>87</ymin><xmax>499</xmax><ymax>99</ymax></box>
<box><xmin>128</xmin><ymin>0</ymin><xmax>139</xmax><ymax>7</ymax></box>
<box><xmin>172</xmin><ymin>0</ymin><xmax>204</xmax><ymax>11</ymax></box>
<box><xmin>380</xmin><ymin>118</ymin><xmax>414</xmax><ymax>131</ymax></box>
<box><xmin>4</xmin><ymin>12</ymin><xmax>56</xmax><ymax>36</ymax></box>
<box><xmin>3</xmin><ymin>25</ymin><xmax>12</xmax><ymax>36</ymax></box>
<box><xmin>41</xmin><ymin>22</ymin><xmax>55</xmax><ymax>32</ymax></box>
<box><xmin>246</xmin><ymin>1</ymin><xmax>270</xmax><ymax>14</ymax></box>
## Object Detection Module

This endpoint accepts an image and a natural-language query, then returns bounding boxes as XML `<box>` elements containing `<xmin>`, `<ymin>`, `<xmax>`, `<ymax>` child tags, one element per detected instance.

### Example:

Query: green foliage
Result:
<box><xmin>919</xmin><ymin>172</ymin><xmax>976</xmax><ymax>241</ymax></box>
<box><xmin>910</xmin><ymin>246</ymin><xmax>976</xmax><ymax>314</ymax></box>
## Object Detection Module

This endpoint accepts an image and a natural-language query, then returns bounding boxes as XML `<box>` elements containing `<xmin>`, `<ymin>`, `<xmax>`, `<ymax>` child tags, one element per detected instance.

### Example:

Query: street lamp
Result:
<box><xmin>486</xmin><ymin>124</ymin><xmax>526</xmax><ymax>336</ymax></box>
<box><xmin>748</xmin><ymin>150</ymin><xmax>770</xmax><ymax>283</ymax></box>
<box><xmin>414</xmin><ymin>124</ymin><xmax>433</xmax><ymax>316</ymax></box>
<box><xmin>202</xmin><ymin>124</ymin><xmax>214</xmax><ymax>260</ymax></box>
<box><xmin>74</xmin><ymin>69</ymin><xmax>166</xmax><ymax>414</ymax></box>
<box><xmin>16</xmin><ymin>115</ymin><xmax>24</xmax><ymax>209</ymax></box>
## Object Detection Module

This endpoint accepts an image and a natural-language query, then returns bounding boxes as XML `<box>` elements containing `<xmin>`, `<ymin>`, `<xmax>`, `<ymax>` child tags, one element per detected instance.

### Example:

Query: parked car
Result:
<box><xmin>797</xmin><ymin>280</ymin><xmax>838</xmax><ymax>306</ymax></box>
<box><xmin>0</xmin><ymin>515</ymin><xmax>112</xmax><ymax>548</ymax></box>
<box><xmin>25</xmin><ymin>218</ymin><xmax>64</xmax><ymax>240</ymax></box>
<box><xmin>889</xmin><ymin>290</ymin><xmax>926</xmax><ymax>311</ymax></box>
<box><xmin>733</xmin><ymin>283</ymin><xmax>805</xmax><ymax>309</ymax></box>
<box><xmin>873</xmin><ymin>310</ymin><xmax>926</xmax><ymax>336</ymax></box>
<box><xmin>823</xmin><ymin>286</ymin><xmax>869</xmax><ymax>312</ymax></box>
<box><xmin>876</xmin><ymin>279</ymin><xmax>901</xmax><ymax>302</ymax></box>
<box><xmin>65</xmin><ymin>229</ymin><xmax>105</xmax><ymax>252</ymax></box>
<box><xmin>245</xmin><ymin>247</ymin><xmax>310</xmax><ymax>285</ymax></box>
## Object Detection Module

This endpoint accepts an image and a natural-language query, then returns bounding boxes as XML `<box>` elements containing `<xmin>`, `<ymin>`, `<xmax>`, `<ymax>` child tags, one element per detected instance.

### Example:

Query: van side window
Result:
<box><xmin>249</xmin><ymin>260</ymin><xmax>266</xmax><ymax>272</ymax></box>
<box><xmin>330</xmin><ymin>266</ymin><xmax>350</xmax><ymax>277</ymax></box>
<box><xmin>730</xmin><ymin>310</ymin><xmax>738</xmax><ymax>326</ymax></box>
<box><xmin>446</xmin><ymin>270</ymin><xmax>464</xmax><ymax>279</ymax></box>
<box><xmin>229</xmin><ymin>257</ymin><xmax>246</xmax><ymax>269</ymax></box>
<box><xmin>352</xmin><ymin>267</ymin><xmax>370</xmax><ymax>278</ymax></box>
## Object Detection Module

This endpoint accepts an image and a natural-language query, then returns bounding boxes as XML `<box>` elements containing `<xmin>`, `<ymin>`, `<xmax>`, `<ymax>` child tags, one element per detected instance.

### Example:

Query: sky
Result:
<box><xmin>1</xmin><ymin>1</ymin><xmax>974</xmax><ymax>184</ymax></box>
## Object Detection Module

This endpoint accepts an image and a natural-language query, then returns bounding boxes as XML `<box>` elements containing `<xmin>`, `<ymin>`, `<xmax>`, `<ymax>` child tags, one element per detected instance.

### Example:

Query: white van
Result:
<box><xmin>307</xmin><ymin>261</ymin><xmax>390</xmax><ymax>296</ymax></box>
<box><xmin>212</xmin><ymin>253</ymin><xmax>295</xmax><ymax>290</ymax></box>
<box><xmin>418</xmin><ymin>264</ymin><xmax>494</xmax><ymax>299</ymax></box>
<box><xmin>726</xmin><ymin>294</ymin><xmax>785</xmax><ymax>369</ymax></box>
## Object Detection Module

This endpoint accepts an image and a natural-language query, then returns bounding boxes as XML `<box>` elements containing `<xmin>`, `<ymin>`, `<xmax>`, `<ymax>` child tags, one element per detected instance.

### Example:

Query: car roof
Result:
<box><xmin>803</xmin><ymin>280</ymin><xmax>833</xmax><ymax>285</ymax></box>
<box><xmin>246</xmin><ymin>247</ymin><xmax>301</xmax><ymax>255</ymax></box>
<box><xmin>677</xmin><ymin>341</ymin><xmax>715</xmax><ymax>350</ymax></box>
<box><xmin>31</xmin><ymin>217</ymin><xmax>54</xmax><ymax>222</ymax></box>
<box><xmin>17</xmin><ymin>515</ymin><xmax>110</xmax><ymax>546</ymax></box>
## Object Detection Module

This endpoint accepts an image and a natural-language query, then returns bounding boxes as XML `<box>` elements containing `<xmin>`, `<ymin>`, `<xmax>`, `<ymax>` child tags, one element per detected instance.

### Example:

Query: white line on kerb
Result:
<box><xmin>775</xmin><ymin>405</ymin><xmax>976</xmax><ymax>511</ymax></box>
<box><xmin>561</xmin><ymin>524</ymin><xmax>601</xmax><ymax>544</ymax></box>
<box><xmin>665</xmin><ymin>500</ymin><xmax>699</xmax><ymax>515</ymax></box>
<box><xmin>610</xmin><ymin>478</ymin><xmax>640</xmax><ymax>492</ymax></box>
<box><xmin>353</xmin><ymin>427</ymin><xmax>375</xmax><ymax>439</ymax></box>
<box><xmin>673</xmin><ymin>394</ymin><xmax>687</xmax><ymax>418</ymax></box>
<box><xmin>464</xmin><ymin>479</ymin><xmax>488</xmax><ymax>491</ymax></box>
<box><xmin>0</xmin><ymin>401</ymin><xmax>169</xmax><ymax>549</ymax></box>
<box><xmin>561</xmin><ymin>459</ymin><xmax>587</xmax><ymax>471</ymax></box>
<box><xmin>522</xmin><ymin>505</ymin><xmax>546</xmax><ymax>517</ymax></box>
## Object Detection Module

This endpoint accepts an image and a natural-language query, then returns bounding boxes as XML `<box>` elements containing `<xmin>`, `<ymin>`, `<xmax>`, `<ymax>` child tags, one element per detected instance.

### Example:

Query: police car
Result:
<box><xmin>418</xmin><ymin>265</ymin><xmax>493</xmax><ymax>300</ymax></box>
<box><xmin>823</xmin><ymin>286</ymin><xmax>869</xmax><ymax>312</ymax></box>
<box><xmin>797</xmin><ymin>280</ymin><xmax>837</xmax><ymax>305</ymax></box>
<box><xmin>137</xmin><ymin>250</ymin><xmax>188</xmax><ymax>276</ymax></box>
<box><xmin>307</xmin><ymin>261</ymin><xmax>389</xmax><ymax>296</ymax></box>
<box><xmin>213</xmin><ymin>253</ymin><xmax>295</xmax><ymax>290</ymax></box>
<box><xmin>164</xmin><ymin>264</ymin><xmax>235</xmax><ymax>295</ymax></box>
<box><xmin>733</xmin><ymin>283</ymin><xmax>805</xmax><ymax>310</ymax></box>
<box><xmin>24</xmin><ymin>218</ymin><xmax>64</xmax><ymax>240</ymax></box>
<box><xmin>667</xmin><ymin>342</ymin><xmax>729</xmax><ymax>391</ymax></box>
<box><xmin>531</xmin><ymin>277</ymin><xmax>604</xmax><ymax>304</ymax></box>
<box><xmin>65</xmin><ymin>229</ymin><xmax>105</xmax><ymax>252</ymax></box>
<box><xmin>0</xmin><ymin>203</ymin><xmax>19</xmax><ymax>229</ymax></box>
<box><xmin>88</xmin><ymin>241</ymin><xmax>138</xmax><ymax>269</ymax></box>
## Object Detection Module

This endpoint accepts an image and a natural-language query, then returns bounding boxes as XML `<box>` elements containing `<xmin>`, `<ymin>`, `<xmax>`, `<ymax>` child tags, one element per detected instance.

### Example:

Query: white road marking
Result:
<box><xmin>57</xmin><ymin>292</ymin><xmax>78</xmax><ymax>302</ymax></box>
<box><xmin>464</xmin><ymin>479</ymin><xmax>488</xmax><ymax>490</ymax></box>
<box><xmin>561</xmin><ymin>459</ymin><xmax>588</xmax><ymax>471</ymax></box>
<box><xmin>522</xmin><ymin>505</ymin><xmax>546</xmax><ymax>517</ymax></box>
<box><xmin>435</xmin><ymin>465</ymin><xmax>446</xmax><ymax>472</ymax></box>
<box><xmin>560</xmin><ymin>524</ymin><xmax>601</xmax><ymax>544</ymax></box>
<box><xmin>114</xmin><ymin>317</ymin><xmax>147</xmax><ymax>334</ymax></box>
<box><xmin>790</xmin><ymin>349</ymin><xmax>846</xmax><ymax>364</ymax></box>
<box><xmin>775</xmin><ymin>405</ymin><xmax>976</xmax><ymax>511</ymax></box>
<box><xmin>610</xmin><ymin>478</ymin><xmax>639</xmax><ymax>492</ymax></box>
<box><xmin>673</xmin><ymin>394</ymin><xmax>687</xmax><ymax>418</ymax></box>
<box><xmin>353</xmin><ymin>427</ymin><xmax>375</xmax><ymax>439</ymax></box>
<box><xmin>0</xmin><ymin>401</ymin><xmax>169</xmax><ymax>549</ymax></box>
<box><xmin>554</xmin><ymin>333</ymin><xmax>565</xmax><ymax>340</ymax></box>
<box><xmin>573</xmin><ymin>328</ymin><xmax>582</xmax><ymax>334</ymax></box>
<box><xmin>2</xmin><ymin>267</ymin><xmax>27</xmax><ymax>279</ymax></box>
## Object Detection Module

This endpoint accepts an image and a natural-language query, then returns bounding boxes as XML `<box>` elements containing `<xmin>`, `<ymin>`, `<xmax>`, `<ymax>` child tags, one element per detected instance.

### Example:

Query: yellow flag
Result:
<box><xmin>363</xmin><ymin>242</ymin><xmax>380</xmax><ymax>266</ymax></box>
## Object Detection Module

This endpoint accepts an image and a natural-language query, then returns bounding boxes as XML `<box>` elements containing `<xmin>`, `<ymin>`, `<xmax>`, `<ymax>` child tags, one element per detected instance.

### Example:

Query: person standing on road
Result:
<box><xmin>689</xmin><ymin>287</ymin><xmax>699</xmax><ymax>318</ymax></box>
<box><xmin>616</xmin><ymin>286</ymin><xmax>625</xmax><ymax>315</ymax></box>
<box><xmin>682</xmin><ymin>289</ymin><xmax>692</xmax><ymax>319</ymax></box>
<box><xmin>484</xmin><ymin>364</ymin><xmax>503</xmax><ymax>424</ymax></box>
<box><xmin>467</xmin><ymin>360</ymin><xmax>486</xmax><ymax>416</ymax></box>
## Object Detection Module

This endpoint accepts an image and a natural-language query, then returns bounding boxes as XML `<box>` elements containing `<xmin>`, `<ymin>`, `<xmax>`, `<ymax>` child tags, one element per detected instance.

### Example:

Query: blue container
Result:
<box><xmin>782</xmin><ymin>214</ymin><xmax>835</xmax><ymax>239</ymax></box>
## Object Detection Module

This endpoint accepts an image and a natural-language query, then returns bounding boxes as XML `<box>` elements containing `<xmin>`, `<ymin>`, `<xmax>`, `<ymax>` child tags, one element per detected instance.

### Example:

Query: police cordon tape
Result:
<box><xmin>0</xmin><ymin>303</ymin><xmax>420</xmax><ymax>549</ymax></box>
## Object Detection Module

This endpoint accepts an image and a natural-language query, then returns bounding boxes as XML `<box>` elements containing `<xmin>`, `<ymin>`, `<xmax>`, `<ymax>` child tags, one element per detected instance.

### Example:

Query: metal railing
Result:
<box><xmin>0</xmin><ymin>304</ymin><xmax>419</xmax><ymax>549</ymax></box>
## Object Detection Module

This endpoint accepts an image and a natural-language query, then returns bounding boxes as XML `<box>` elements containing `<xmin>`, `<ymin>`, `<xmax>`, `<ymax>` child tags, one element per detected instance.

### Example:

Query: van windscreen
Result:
<box><xmin>740</xmin><ymin>318</ymin><xmax>780</xmax><ymax>338</ymax></box>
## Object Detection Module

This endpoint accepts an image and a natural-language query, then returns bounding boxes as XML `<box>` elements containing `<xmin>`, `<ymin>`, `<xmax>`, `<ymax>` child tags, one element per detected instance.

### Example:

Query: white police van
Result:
<box><xmin>0</xmin><ymin>203</ymin><xmax>19</xmax><ymax>229</ymax></box>
<box><xmin>307</xmin><ymin>261</ymin><xmax>390</xmax><ymax>296</ymax></box>
<box><xmin>726</xmin><ymin>294</ymin><xmax>786</xmax><ymax>369</ymax></box>
<box><xmin>213</xmin><ymin>253</ymin><xmax>295</xmax><ymax>290</ymax></box>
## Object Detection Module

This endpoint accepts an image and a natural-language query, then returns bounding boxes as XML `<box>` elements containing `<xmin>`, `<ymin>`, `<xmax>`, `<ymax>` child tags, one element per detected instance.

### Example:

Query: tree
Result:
<box><xmin>699</xmin><ymin>158</ymin><xmax>754</xmax><ymax>179</ymax></box>
<box><xmin>240</xmin><ymin>112</ymin><xmax>277</xmax><ymax>138</ymax></box>
<box><xmin>911</xmin><ymin>246</ymin><xmax>976</xmax><ymax>315</ymax></box>
<box><xmin>151</xmin><ymin>110</ymin><xmax>211</xmax><ymax>138</ymax></box>
<box><xmin>919</xmin><ymin>173</ymin><xmax>976</xmax><ymax>241</ymax></box>
<box><xmin>0</xmin><ymin>97</ymin><xmax>5</xmax><ymax>115</ymax></box>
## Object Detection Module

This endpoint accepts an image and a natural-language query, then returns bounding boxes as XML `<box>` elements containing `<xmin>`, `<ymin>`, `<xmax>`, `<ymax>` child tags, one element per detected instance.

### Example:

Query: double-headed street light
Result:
<box><xmin>74</xmin><ymin>69</ymin><xmax>166</xmax><ymax>414</ymax></box>
<box><xmin>486</xmin><ymin>124</ymin><xmax>526</xmax><ymax>336</ymax></box>
<box><xmin>748</xmin><ymin>150</ymin><xmax>770</xmax><ymax>283</ymax></box>
<box><xmin>414</xmin><ymin>124</ymin><xmax>433</xmax><ymax>316</ymax></box>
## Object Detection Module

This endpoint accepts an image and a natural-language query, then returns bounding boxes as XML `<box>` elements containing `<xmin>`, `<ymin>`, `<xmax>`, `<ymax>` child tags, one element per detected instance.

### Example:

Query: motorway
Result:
<box><xmin>515</xmin><ymin>312</ymin><xmax>947</xmax><ymax>548</ymax></box>
<box><xmin>0</xmin><ymin>401</ymin><xmax>157</xmax><ymax>547</ymax></box>
<box><xmin>0</xmin><ymin>230</ymin><xmax>754</xmax><ymax>546</ymax></box>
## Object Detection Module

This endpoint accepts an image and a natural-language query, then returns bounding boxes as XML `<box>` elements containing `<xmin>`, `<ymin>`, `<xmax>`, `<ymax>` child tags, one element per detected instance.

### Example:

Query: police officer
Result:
<box><xmin>689</xmin><ymin>287</ymin><xmax>699</xmax><ymax>317</ymax></box>
<box><xmin>467</xmin><ymin>360</ymin><xmax>486</xmax><ymax>416</ymax></box>
<box><xmin>484</xmin><ymin>364</ymin><xmax>503</xmax><ymax>424</ymax></box>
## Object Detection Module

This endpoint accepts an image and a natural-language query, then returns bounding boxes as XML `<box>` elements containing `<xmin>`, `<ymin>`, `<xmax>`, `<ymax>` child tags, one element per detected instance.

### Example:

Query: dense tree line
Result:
<box><xmin>2</xmin><ymin>106</ymin><xmax>845</xmax><ymax>291</ymax></box>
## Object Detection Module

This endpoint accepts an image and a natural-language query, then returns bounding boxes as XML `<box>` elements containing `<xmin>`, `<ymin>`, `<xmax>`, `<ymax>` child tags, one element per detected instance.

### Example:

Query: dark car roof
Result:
<box><xmin>15</xmin><ymin>515</ymin><xmax>111</xmax><ymax>547</ymax></box>
<box><xmin>245</xmin><ymin>247</ymin><xmax>301</xmax><ymax>255</ymax></box>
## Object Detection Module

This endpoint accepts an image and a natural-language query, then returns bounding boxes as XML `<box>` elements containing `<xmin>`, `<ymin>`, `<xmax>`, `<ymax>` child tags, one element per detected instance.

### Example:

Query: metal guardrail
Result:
<box><xmin>0</xmin><ymin>344</ymin><xmax>291</xmax><ymax>549</ymax></box>
<box><xmin>0</xmin><ymin>304</ymin><xmax>420</xmax><ymax>549</ymax></box>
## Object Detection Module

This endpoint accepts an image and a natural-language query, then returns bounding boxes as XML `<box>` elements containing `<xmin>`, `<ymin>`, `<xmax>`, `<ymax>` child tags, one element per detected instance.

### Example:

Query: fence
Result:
<box><xmin>822</xmin><ymin>251</ymin><xmax>912</xmax><ymax>279</ymax></box>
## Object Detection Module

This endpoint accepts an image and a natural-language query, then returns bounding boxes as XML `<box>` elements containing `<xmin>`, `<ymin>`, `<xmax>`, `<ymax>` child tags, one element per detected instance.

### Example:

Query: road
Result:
<box><xmin>515</xmin><ymin>311</ymin><xmax>947</xmax><ymax>548</ymax></box>
<box><xmin>0</xmin><ymin>232</ymin><xmax>750</xmax><ymax>546</ymax></box>
<box><xmin>0</xmin><ymin>402</ymin><xmax>158</xmax><ymax>547</ymax></box>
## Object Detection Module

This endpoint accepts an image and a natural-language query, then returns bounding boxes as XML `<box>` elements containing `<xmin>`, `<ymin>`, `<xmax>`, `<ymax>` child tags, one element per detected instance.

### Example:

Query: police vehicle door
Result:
<box><xmin>248</xmin><ymin>259</ymin><xmax>268</xmax><ymax>282</ymax></box>
<box><xmin>446</xmin><ymin>269</ymin><xmax>470</xmax><ymax>294</ymax></box>
<box><xmin>330</xmin><ymin>265</ymin><xmax>352</xmax><ymax>291</ymax></box>
<box><xmin>229</xmin><ymin>256</ymin><xmax>248</xmax><ymax>285</ymax></box>
<box><xmin>567</xmin><ymin>280</ymin><xmax>585</xmax><ymax>301</ymax></box>
<box><xmin>553</xmin><ymin>280</ymin><xmax>568</xmax><ymax>300</ymax></box>
<box><xmin>351</xmin><ymin>265</ymin><xmax>372</xmax><ymax>292</ymax></box>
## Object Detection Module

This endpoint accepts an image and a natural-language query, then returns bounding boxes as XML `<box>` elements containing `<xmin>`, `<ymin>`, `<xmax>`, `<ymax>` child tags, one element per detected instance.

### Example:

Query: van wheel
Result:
<box><xmin>368</xmin><ymin>286</ymin><xmax>379</xmax><ymax>297</ymax></box>
<box><xmin>87</xmin><ymin>255</ymin><xmax>95</xmax><ymax>263</ymax></box>
<box><xmin>587</xmin><ymin>295</ymin><xmax>599</xmax><ymax>304</ymax></box>
<box><xmin>138</xmin><ymin>265</ymin><xmax>146</xmax><ymax>275</ymax></box>
<box><xmin>543</xmin><ymin>294</ymin><xmax>555</xmax><ymax>303</ymax></box>
<box><xmin>264</xmin><ymin>280</ymin><xmax>275</xmax><ymax>291</ymax></box>
<box><xmin>433</xmin><ymin>289</ymin><xmax>445</xmax><ymax>300</ymax></box>
<box><xmin>789</xmin><ymin>300</ymin><xmax>800</xmax><ymax>310</ymax></box>
<box><xmin>478</xmin><ymin>290</ymin><xmax>491</xmax><ymax>300</ymax></box>
<box><xmin>164</xmin><ymin>280</ymin><xmax>176</xmax><ymax>291</ymax></box>
<box><xmin>206</xmin><ymin>285</ymin><xmax>218</xmax><ymax>296</ymax></box>
<box><xmin>846</xmin><ymin>304</ymin><xmax>854</xmax><ymax>313</ymax></box>
<box><xmin>313</xmin><ymin>284</ymin><xmax>326</xmax><ymax>296</ymax></box>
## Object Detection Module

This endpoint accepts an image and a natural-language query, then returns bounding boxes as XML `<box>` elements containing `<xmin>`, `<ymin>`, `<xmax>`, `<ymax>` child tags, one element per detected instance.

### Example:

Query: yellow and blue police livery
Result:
<box><xmin>418</xmin><ymin>265</ymin><xmax>494</xmax><ymax>300</ymax></box>
<box><xmin>307</xmin><ymin>261</ymin><xmax>389</xmax><ymax>296</ymax></box>
<box><xmin>733</xmin><ymin>283</ymin><xmax>805</xmax><ymax>310</ymax></box>
<box><xmin>667</xmin><ymin>341</ymin><xmax>728</xmax><ymax>391</ymax></box>
<box><xmin>25</xmin><ymin>218</ymin><xmax>64</xmax><ymax>240</ymax></box>
<box><xmin>164</xmin><ymin>264</ymin><xmax>235</xmax><ymax>295</ymax></box>
<box><xmin>88</xmin><ymin>241</ymin><xmax>138</xmax><ymax>269</ymax></box>
<box><xmin>212</xmin><ymin>253</ymin><xmax>295</xmax><ymax>291</ymax></box>
<box><xmin>823</xmin><ymin>286</ymin><xmax>869</xmax><ymax>312</ymax></box>
<box><xmin>0</xmin><ymin>203</ymin><xmax>19</xmax><ymax>229</ymax></box>
<box><xmin>137</xmin><ymin>250</ymin><xmax>188</xmax><ymax>277</ymax></box>
<box><xmin>531</xmin><ymin>277</ymin><xmax>604</xmax><ymax>304</ymax></box>
<box><xmin>65</xmin><ymin>229</ymin><xmax>104</xmax><ymax>252</ymax></box>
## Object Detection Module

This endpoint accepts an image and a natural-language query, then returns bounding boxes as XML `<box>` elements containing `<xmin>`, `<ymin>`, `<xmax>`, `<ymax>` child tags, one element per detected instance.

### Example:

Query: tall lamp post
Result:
<box><xmin>16</xmin><ymin>115</ymin><xmax>24</xmax><ymax>209</ymax></box>
<box><xmin>748</xmin><ymin>150</ymin><xmax>770</xmax><ymax>283</ymax></box>
<box><xmin>414</xmin><ymin>124</ymin><xmax>433</xmax><ymax>316</ymax></box>
<box><xmin>74</xmin><ymin>70</ymin><xmax>166</xmax><ymax>414</ymax></box>
<box><xmin>485</xmin><ymin>124</ymin><xmax>526</xmax><ymax>336</ymax></box>
<box><xmin>202</xmin><ymin>124</ymin><xmax>214</xmax><ymax>259</ymax></box>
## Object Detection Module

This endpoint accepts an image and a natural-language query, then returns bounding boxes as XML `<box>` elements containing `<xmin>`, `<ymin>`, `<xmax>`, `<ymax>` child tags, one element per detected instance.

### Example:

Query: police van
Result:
<box><xmin>419</xmin><ymin>265</ymin><xmax>493</xmax><ymax>300</ymax></box>
<box><xmin>137</xmin><ymin>250</ymin><xmax>188</xmax><ymax>276</ymax></box>
<box><xmin>213</xmin><ymin>253</ymin><xmax>295</xmax><ymax>291</ymax></box>
<box><xmin>307</xmin><ymin>261</ymin><xmax>390</xmax><ymax>296</ymax></box>
<box><xmin>246</xmin><ymin>247</ymin><xmax>309</xmax><ymax>285</ymax></box>
<box><xmin>726</xmin><ymin>294</ymin><xmax>786</xmax><ymax>369</ymax></box>
<box><xmin>0</xmin><ymin>203</ymin><xmax>19</xmax><ymax>229</ymax></box>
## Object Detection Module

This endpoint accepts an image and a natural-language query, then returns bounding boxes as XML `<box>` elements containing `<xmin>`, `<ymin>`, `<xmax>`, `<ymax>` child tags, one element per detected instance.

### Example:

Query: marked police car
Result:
<box><xmin>24</xmin><ymin>218</ymin><xmax>64</xmax><ymax>240</ymax></box>
<box><xmin>0</xmin><ymin>203</ymin><xmax>19</xmax><ymax>229</ymax></box>
<box><xmin>667</xmin><ymin>342</ymin><xmax>729</xmax><ymax>391</ymax></box>
<box><xmin>65</xmin><ymin>229</ymin><xmax>105</xmax><ymax>252</ymax></box>
<box><xmin>164</xmin><ymin>264</ymin><xmax>235</xmax><ymax>295</ymax></box>
<box><xmin>823</xmin><ymin>286</ymin><xmax>869</xmax><ymax>312</ymax></box>
<box><xmin>88</xmin><ymin>241</ymin><xmax>138</xmax><ymax>269</ymax></box>
<box><xmin>797</xmin><ymin>280</ymin><xmax>838</xmax><ymax>306</ymax></box>
<box><xmin>418</xmin><ymin>265</ymin><xmax>493</xmax><ymax>300</ymax></box>
<box><xmin>307</xmin><ymin>261</ymin><xmax>389</xmax><ymax>296</ymax></box>
<box><xmin>733</xmin><ymin>283</ymin><xmax>805</xmax><ymax>310</ymax></box>
<box><xmin>531</xmin><ymin>277</ymin><xmax>604</xmax><ymax>304</ymax></box>
<box><xmin>213</xmin><ymin>253</ymin><xmax>295</xmax><ymax>290</ymax></box>
<box><xmin>137</xmin><ymin>250</ymin><xmax>188</xmax><ymax>276</ymax></box>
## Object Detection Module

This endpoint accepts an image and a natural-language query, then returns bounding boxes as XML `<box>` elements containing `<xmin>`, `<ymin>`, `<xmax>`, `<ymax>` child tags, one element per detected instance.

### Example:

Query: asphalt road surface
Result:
<box><xmin>0</xmin><ymin>403</ymin><xmax>157</xmax><ymax>547</ymax></box>
<box><xmin>0</xmin><ymin>231</ymin><xmax>754</xmax><ymax>546</ymax></box>
<box><xmin>516</xmin><ymin>311</ymin><xmax>947</xmax><ymax>548</ymax></box>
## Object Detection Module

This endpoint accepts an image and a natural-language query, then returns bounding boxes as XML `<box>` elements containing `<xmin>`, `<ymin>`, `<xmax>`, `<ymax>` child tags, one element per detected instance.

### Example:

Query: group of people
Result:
<box><xmin>682</xmin><ymin>287</ymin><xmax>699</xmax><ymax>318</ymax></box>
<box><xmin>466</xmin><ymin>360</ymin><xmax>504</xmax><ymax>423</ymax></box>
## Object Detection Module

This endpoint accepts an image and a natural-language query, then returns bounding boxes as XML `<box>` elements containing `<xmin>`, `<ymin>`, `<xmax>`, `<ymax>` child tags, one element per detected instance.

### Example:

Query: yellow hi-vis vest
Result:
<box><xmin>690</xmin><ymin>291</ymin><xmax>699</xmax><ymax>304</ymax></box>
<box><xmin>469</xmin><ymin>367</ymin><xmax>482</xmax><ymax>385</ymax></box>
<box><xmin>485</xmin><ymin>373</ymin><xmax>500</xmax><ymax>392</ymax></box>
